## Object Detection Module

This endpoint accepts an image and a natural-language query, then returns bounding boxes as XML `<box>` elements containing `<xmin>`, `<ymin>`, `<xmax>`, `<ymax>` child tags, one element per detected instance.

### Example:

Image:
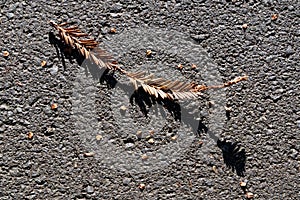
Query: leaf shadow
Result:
<box><xmin>49</xmin><ymin>31</ymin><xmax>209</xmax><ymax>136</ymax></box>
<box><xmin>217</xmin><ymin>139</ymin><xmax>246</xmax><ymax>176</ymax></box>
<box><xmin>129</xmin><ymin>88</ymin><xmax>215</xmax><ymax>139</ymax></box>
<box><xmin>49</xmin><ymin>31</ymin><xmax>247</xmax><ymax>177</ymax></box>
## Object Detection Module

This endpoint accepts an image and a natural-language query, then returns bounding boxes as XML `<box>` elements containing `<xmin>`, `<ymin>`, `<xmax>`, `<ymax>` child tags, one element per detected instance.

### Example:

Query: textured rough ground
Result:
<box><xmin>0</xmin><ymin>0</ymin><xmax>299</xmax><ymax>199</ymax></box>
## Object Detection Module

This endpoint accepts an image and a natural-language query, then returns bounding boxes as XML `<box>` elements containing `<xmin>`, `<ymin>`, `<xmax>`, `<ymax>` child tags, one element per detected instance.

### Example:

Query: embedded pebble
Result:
<box><xmin>86</xmin><ymin>186</ymin><xmax>94</xmax><ymax>194</ymax></box>
<box><xmin>7</xmin><ymin>13</ymin><xmax>14</xmax><ymax>19</ymax></box>
<box><xmin>148</xmin><ymin>138</ymin><xmax>155</xmax><ymax>144</ymax></box>
<box><xmin>122</xmin><ymin>177</ymin><xmax>131</xmax><ymax>185</ymax></box>
<box><xmin>125</xmin><ymin>143</ymin><xmax>134</xmax><ymax>149</ymax></box>
<box><xmin>49</xmin><ymin>66</ymin><xmax>59</xmax><ymax>75</ymax></box>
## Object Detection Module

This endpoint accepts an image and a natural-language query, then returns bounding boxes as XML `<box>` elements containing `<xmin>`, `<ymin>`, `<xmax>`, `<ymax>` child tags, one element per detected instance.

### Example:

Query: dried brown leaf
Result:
<box><xmin>50</xmin><ymin>20</ymin><xmax>248</xmax><ymax>101</ymax></box>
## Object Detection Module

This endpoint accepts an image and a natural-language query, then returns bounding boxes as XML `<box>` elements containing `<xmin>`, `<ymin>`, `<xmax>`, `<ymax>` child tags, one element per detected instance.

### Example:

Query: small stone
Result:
<box><xmin>36</xmin><ymin>176</ymin><xmax>46</xmax><ymax>185</ymax></box>
<box><xmin>191</xmin><ymin>64</ymin><xmax>197</xmax><ymax>69</ymax></box>
<box><xmin>265</xmin><ymin>55</ymin><xmax>275</xmax><ymax>63</ymax></box>
<box><xmin>206</xmin><ymin>180</ymin><xmax>214</xmax><ymax>187</ymax></box>
<box><xmin>23</xmin><ymin>161</ymin><xmax>32</xmax><ymax>169</ymax></box>
<box><xmin>191</xmin><ymin>34</ymin><xmax>210</xmax><ymax>42</ymax></box>
<box><xmin>84</xmin><ymin>152</ymin><xmax>95</xmax><ymax>157</ymax></box>
<box><xmin>49</xmin><ymin>65</ymin><xmax>58</xmax><ymax>75</ymax></box>
<box><xmin>45</xmin><ymin>127</ymin><xmax>55</xmax><ymax>135</ymax></box>
<box><xmin>242</xmin><ymin>23</ymin><xmax>248</xmax><ymax>29</ymax></box>
<box><xmin>7</xmin><ymin>13</ymin><xmax>14</xmax><ymax>19</ymax></box>
<box><xmin>138</xmin><ymin>183</ymin><xmax>146</xmax><ymax>190</ymax></box>
<box><xmin>123</xmin><ymin>177</ymin><xmax>131</xmax><ymax>185</ymax></box>
<box><xmin>16</xmin><ymin>107</ymin><xmax>22</xmax><ymax>113</ymax></box>
<box><xmin>141</xmin><ymin>154</ymin><xmax>148</xmax><ymax>160</ymax></box>
<box><xmin>148</xmin><ymin>138</ymin><xmax>154</xmax><ymax>144</ymax></box>
<box><xmin>31</xmin><ymin>171</ymin><xmax>40</xmax><ymax>178</ymax></box>
<box><xmin>120</xmin><ymin>105</ymin><xmax>127</xmax><ymax>115</ymax></box>
<box><xmin>23</xmin><ymin>120</ymin><xmax>30</xmax><ymax>126</ymax></box>
<box><xmin>166</xmin><ymin>132</ymin><xmax>173</xmax><ymax>137</ymax></box>
<box><xmin>171</xmin><ymin>135</ymin><xmax>177</xmax><ymax>141</ymax></box>
<box><xmin>110</xmin><ymin>13</ymin><xmax>121</xmax><ymax>18</ymax></box>
<box><xmin>212</xmin><ymin>166</ymin><xmax>218</xmax><ymax>174</ymax></box>
<box><xmin>120</xmin><ymin>105</ymin><xmax>127</xmax><ymax>112</ymax></box>
<box><xmin>110</xmin><ymin>3</ymin><xmax>123</xmax><ymax>12</ymax></box>
<box><xmin>136</xmin><ymin>130</ymin><xmax>142</xmax><ymax>138</ymax></box>
<box><xmin>224</xmin><ymin>106</ymin><xmax>232</xmax><ymax>111</ymax></box>
<box><xmin>268</xmin><ymin>76</ymin><xmax>276</xmax><ymax>81</ymax></box>
<box><xmin>0</xmin><ymin>104</ymin><xmax>10</xmax><ymax>110</ymax></box>
<box><xmin>7</xmin><ymin>111</ymin><xmax>13</xmax><ymax>117</ymax></box>
<box><xmin>290</xmin><ymin>149</ymin><xmax>298</xmax><ymax>159</ymax></box>
<box><xmin>125</xmin><ymin>143</ymin><xmax>134</xmax><ymax>149</ymax></box>
<box><xmin>96</xmin><ymin>135</ymin><xmax>103</xmax><ymax>141</ymax></box>
<box><xmin>86</xmin><ymin>186</ymin><xmax>94</xmax><ymax>194</ymax></box>
<box><xmin>146</xmin><ymin>50</ymin><xmax>152</xmax><ymax>56</ymax></box>
<box><xmin>270</xmin><ymin>94</ymin><xmax>281</xmax><ymax>101</ymax></box>
<box><xmin>245</xmin><ymin>192</ymin><xmax>254</xmax><ymax>199</ymax></box>
<box><xmin>288</xmin><ymin>5</ymin><xmax>294</xmax><ymax>10</ymax></box>
<box><xmin>285</xmin><ymin>46</ymin><xmax>294</xmax><ymax>56</ymax></box>
<box><xmin>240</xmin><ymin>181</ymin><xmax>247</xmax><ymax>187</ymax></box>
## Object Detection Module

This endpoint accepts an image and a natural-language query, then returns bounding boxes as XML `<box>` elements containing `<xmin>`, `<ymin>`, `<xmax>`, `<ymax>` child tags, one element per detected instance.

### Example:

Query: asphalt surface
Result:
<box><xmin>0</xmin><ymin>0</ymin><xmax>299</xmax><ymax>199</ymax></box>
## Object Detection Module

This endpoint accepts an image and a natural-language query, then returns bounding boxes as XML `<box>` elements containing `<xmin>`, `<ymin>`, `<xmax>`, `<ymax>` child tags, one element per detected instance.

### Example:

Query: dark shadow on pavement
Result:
<box><xmin>129</xmin><ymin>88</ymin><xmax>213</xmax><ymax>137</ymax></box>
<box><xmin>49</xmin><ymin>31</ymin><xmax>210</xmax><ymax>136</ymax></box>
<box><xmin>217</xmin><ymin>139</ymin><xmax>246</xmax><ymax>177</ymax></box>
<box><xmin>50</xmin><ymin>33</ymin><xmax>247</xmax><ymax>177</ymax></box>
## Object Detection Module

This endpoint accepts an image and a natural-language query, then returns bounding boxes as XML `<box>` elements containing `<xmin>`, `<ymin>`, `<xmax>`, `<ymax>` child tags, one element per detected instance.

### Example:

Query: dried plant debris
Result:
<box><xmin>177</xmin><ymin>64</ymin><xmax>183</xmax><ymax>70</ymax></box>
<box><xmin>28</xmin><ymin>132</ymin><xmax>33</xmax><ymax>140</ymax></box>
<box><xmin>271</xmin><ymin>14</ymin><xmax>278</xmax><ymax>21</ymax></box>
<box><xmin>51</xmin><ymin>103</ymin><xmax>58</xmax><ymax>110</ymax></box>
<box><xmin>109</xmin><ymin>27</ymin><xmax>117</xmax><ymax>33</ymax></box>
<box><xmin>41</xmin><ymin>60</ymin><xmax>47</xmax><ymax>67</ymax></box>
<box><xmin>50</xmin><ymin>20</ymin><xmax>248</xmax><ymax>100</ymax></box>
<box><xmin>146</xmin><ymin>49</ymin><xmax>152</xmax><ymax>56</ymax></box>
<box><xmin>3</xmin><ymin>51</ymin><xmax>9</xmax><ymax>57</ymax></box>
